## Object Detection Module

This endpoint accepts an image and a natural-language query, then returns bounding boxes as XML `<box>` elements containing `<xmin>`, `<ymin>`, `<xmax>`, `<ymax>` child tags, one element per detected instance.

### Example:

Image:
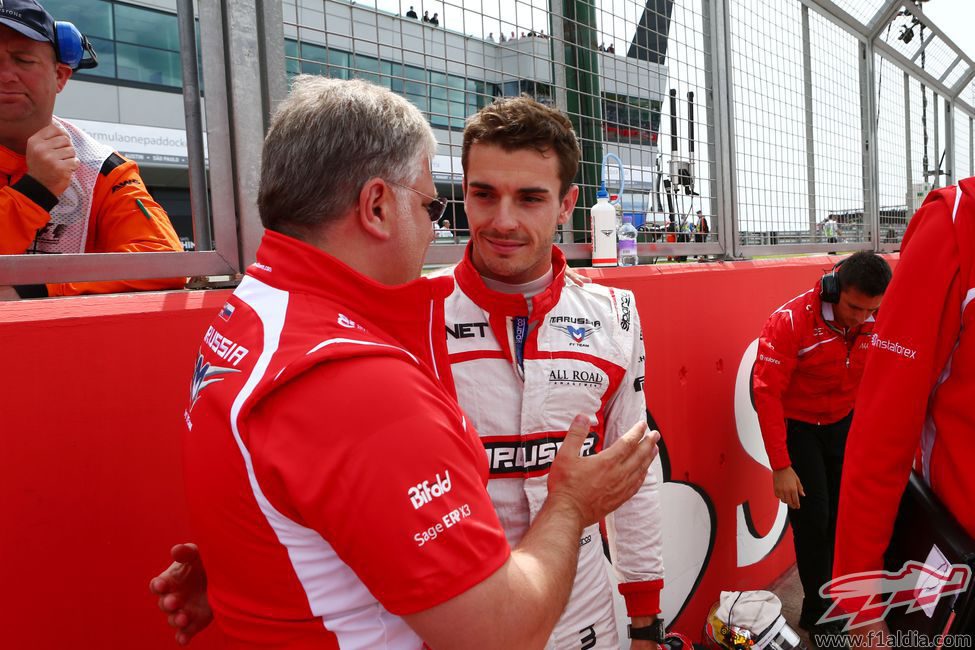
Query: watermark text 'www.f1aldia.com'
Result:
<box><xmin>816</xmin><ymin>630</ymin><xmax>972</xmax><ymax>648</ymax></box>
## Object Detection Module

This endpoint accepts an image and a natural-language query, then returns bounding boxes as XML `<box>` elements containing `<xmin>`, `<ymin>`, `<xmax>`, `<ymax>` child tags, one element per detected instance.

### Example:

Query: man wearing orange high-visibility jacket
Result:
<box><xmin>0</xmin><ymin>0</ymin><xmax>183</xmax><ymax>297</ymax></box>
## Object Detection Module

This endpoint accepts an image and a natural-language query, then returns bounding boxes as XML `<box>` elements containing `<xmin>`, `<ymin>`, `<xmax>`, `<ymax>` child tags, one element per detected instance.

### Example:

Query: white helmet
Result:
<box><xmin>702</xmin><ymin>592</ymin><xmax>807</xmax><ymax>650</ymax></box>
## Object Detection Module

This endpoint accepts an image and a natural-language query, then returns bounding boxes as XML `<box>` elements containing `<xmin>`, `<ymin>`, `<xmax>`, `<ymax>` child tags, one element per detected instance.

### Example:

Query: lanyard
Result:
<box><xmin>513</xmin><ymin>315</ymin><xmax>529</xmax><ymax>373</ymax></box>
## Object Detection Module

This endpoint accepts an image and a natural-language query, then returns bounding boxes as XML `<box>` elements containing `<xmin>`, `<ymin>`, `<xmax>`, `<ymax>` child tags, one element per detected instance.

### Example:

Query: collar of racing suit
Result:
<box><xmin>247</xmin><ymin>229</ymin><xmax>457</xmax><ymax>392</ymax></box>
<box><xmin>454</xmin><ymin>241</ymin><xmax>568</xmax><ymax>322</ymax></box>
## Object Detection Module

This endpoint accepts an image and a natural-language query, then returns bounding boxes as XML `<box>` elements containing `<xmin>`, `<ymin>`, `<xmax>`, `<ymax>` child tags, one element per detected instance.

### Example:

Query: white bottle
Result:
<box><xmin>617</xmin><ymin>213</ymin><xmax>638</xmax><ymax>267</ymax></box>
<box><xmin>591</xmin><ymin>190</ymin><xmax>617</xmax><ymax>267</ymax></box>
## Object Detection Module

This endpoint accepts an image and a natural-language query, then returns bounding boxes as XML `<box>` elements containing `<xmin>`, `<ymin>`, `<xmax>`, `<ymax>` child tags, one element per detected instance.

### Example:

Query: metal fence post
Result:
<box><xmin>933</xmin><ymin>92</ymin><xmax>941</xmax><ymax>187</ymax></box>
<box><xmin>176</xmin><ymin>0</ymin><xmax>211</xmax><ymax>252</ymax></box>
<box><xmin>549</xmin><ymin>0</ymin><xmax>569</xmax><ymax>114</ymax></box>
<box><xmin>801</xmin><ymin>5</ymin><xmax>817</xmax><ymax>236</ymax></box>
<box><xmin>945</xmin><ymin>99</ymin><xmax>955</xmax><ymax>185</ymax></box>
<box><xmin>903</xmin><ymin>72</ymin><xmax>914</xmax><ymax>224</ymax></box>
<box><xmin>562</xmin><ymin>0</ymin><xmax>604</xmax><ymax>242</ymax></box>
<box><xmin>703</xmin><ymin>0</ymin><xmax>740</xmax><ymax>258</ymax></box>
<box><xmin>204</xmin><ymin>0</ymin><xmax>286</xmax><ymax>268</ymax></box>
<box><xmin>259</xmin><ymin>0</ymin><xmax>288</xmax><ymax>117</ymax></box>
<box><xmin>859</xmin><ymin>38</ymin><xmax>880</xmax><ymax>249</ymax></box>
<box><xmin>199</xmin><ymin>0</ymin><xmax>241</xmax><ymax>270</ymax></box>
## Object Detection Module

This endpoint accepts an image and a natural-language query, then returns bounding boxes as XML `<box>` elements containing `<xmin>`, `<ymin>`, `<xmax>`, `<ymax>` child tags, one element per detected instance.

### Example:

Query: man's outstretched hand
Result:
<box><xmin>149</xmin><ymin>543</ymin><xmax>213</xmax><ymax>646</ymax></box>
<box><xmin>548</xmin><ymin>415</ymin><xmax>658</xmax><ymax>528</ymax></box>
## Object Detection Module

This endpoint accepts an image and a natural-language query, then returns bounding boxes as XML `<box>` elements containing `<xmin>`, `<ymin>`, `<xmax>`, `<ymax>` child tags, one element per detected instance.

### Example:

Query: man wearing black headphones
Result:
<box><xmin>0</xmin><ymin>0</ymin><xmax>184</xmax><ymax>297</ymax></box>
<box><xmin>751</xmin><ymin>251</ymin><xmax>892</xmax><ymax>644</ymax></box>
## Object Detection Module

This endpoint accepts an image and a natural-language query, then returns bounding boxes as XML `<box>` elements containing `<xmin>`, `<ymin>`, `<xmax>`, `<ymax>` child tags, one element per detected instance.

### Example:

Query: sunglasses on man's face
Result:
<box><xmin>387</xmin><ymin>180</ymin><xmax>448</xmax><ymax>222</ymax></box>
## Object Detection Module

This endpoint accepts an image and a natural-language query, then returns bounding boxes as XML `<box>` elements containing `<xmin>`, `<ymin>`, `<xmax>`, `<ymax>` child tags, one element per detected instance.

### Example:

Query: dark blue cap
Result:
<box><xmin>0</xmin><ymin>0</ymin><xmax>56</xmax><ymax>47</ymax></box>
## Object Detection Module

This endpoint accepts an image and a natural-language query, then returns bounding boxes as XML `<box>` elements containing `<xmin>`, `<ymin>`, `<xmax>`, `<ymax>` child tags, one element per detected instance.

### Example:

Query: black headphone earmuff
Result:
<box><xmin>819</xmin><ymin>259</ymin><xmax>845</xmax><ymax>304</ymax></box>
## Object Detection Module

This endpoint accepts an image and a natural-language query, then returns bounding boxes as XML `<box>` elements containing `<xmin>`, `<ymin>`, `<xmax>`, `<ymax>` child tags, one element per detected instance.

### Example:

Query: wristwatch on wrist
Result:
<box><xmin>628</xmin><ymin>618</ymin><xmax>665</xmax><ymax>642</ymax></box>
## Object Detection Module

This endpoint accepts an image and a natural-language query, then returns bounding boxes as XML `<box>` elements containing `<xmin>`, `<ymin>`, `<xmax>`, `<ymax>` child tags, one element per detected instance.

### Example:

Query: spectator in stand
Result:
<box><xmin>499</xmin><ymin>32</ymin><xmax>507</xmax><ymax>43</ymax></box>
<box><xmin>405</xmin><ymin>5</ymin><xmax>418</xmax><ymax>19</ymax></box>
<box><xmin>430</xmin><ymin>12</ymin><xmax>439</xmax><ymax>26</ymax></box>
<box><xmin>539</xmin><ymin>30</ymin><xmax>548</xmax><ymax>38</ymax></box>
<box><xmin>598</xmin><ymin>42</ymin><xmax>606</xmax><ymax>52</ymax></box>
<box><xmin>510</xmin><ymin>31</ymin><xmax>516</xmax><ymax>41</ymax></box>
<box><xmin>0</xmin><ymin>0</ymin><xmax>184</xmax><ymax>298</ymax></box>
<box><xmin>607</xmin><ymin>43</ymin><xmax>615</xmax><ymax>54</ymax></box>
<box><xmin>520</xmin><ymin>31</ymin><xmax>526</xmax><ymax>38</ymax></box>
<box><xmin>422</xmin><ymin>10</ymin><xmax>430</xmax><ymax>22</ymax></box>
<box><xmin>487</xmin><ymin>32</ymin><xmax>494</xmax><ymax>42</ymax></box>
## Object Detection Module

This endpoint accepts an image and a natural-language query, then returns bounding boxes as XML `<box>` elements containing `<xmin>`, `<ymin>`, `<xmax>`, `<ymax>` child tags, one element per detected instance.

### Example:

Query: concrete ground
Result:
<box><xmin>767</xmin><ymin>563</ymin><xmax>815</xmax><ymax>648</ymax></box>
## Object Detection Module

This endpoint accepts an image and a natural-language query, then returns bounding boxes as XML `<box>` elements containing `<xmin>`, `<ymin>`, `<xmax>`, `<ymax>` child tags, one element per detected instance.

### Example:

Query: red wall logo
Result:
<box><xmin>819</xmin><ymin>561</ymin><xmax>972</xmax><ymax>631</ymax></box>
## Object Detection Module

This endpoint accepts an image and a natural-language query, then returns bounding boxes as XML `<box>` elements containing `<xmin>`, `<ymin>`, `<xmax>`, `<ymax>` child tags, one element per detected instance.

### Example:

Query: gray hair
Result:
<box><xmin>258</xmin><ymin>75</ymin><xmax>437</xmax><ymax>235</ymax></box>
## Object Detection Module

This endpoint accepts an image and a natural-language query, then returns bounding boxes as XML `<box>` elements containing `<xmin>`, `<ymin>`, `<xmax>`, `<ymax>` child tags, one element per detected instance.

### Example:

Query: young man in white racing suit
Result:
<box><xmin>439</xmin><ymin>96</ymin><xmax>664</xmax><ymax>649</ymax></box>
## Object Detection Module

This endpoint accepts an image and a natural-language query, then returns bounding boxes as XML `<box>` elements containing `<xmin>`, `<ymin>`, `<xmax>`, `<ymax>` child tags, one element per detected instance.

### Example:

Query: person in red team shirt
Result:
<box><xmin>834</xmin><ymin>178</ymin><xmax>975</xmax><ymax>649</ymax></box>
<box><xmin>170</xmin><ymin>75</ymin><xmax>656</xmax><ymax>650</ymax></box>
<box><xmin>751</xmin><ymin>251</ymin><xmax>891</xmax><ymax>641</ymax></box>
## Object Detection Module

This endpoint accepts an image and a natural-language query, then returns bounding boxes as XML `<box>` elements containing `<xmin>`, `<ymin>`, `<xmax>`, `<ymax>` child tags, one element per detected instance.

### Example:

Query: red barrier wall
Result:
<box><xmin>0</xmin><ymin>255</ymin><xmax>895</xmax><ymax>648</ymax></box>
<box><xmin>0</xmin><ymin>290</ymin><xmax>233</xmax><ymax>649</ymax></box>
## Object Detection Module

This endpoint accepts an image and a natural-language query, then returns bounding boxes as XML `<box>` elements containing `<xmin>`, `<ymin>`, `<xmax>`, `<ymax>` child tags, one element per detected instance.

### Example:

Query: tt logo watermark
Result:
<box><xmin>818</xmin><ymin>561</ymin><xmax>972</xmax><ymax>631</ymax></box>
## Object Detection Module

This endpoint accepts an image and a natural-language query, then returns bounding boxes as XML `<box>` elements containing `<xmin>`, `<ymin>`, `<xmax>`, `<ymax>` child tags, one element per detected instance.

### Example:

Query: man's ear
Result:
<box><xmin>55</xmin><ymin>64</ymin><xmax>73</xmax><ymax>93</ymax></box>
<box><xmin>357</xmin><ymin>178</ymin><xmax>395</xmax><ymax>241</ymax></box>
<box><xmin>558</xmin><ymin>184</ymin><xmax>580</xmax><ymax>226</ymax></box>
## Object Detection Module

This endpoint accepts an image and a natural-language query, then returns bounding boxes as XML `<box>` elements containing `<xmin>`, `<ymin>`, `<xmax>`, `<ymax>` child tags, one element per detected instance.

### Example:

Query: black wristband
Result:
<box><xmin>628</xmin><ymin>619</ymin><xmax>665</xmax><ymax>642</ymax></box>
<box><xmin>11</xmin><ymin>174</ymin><xmax>58</xmax><ymax>212</ymax></box>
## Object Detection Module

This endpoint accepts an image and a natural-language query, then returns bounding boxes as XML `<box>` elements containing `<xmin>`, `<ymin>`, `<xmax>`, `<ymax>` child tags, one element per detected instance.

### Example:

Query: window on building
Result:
<box><xmin>352</xmin><ymin>54</ymin><xmax>381</xmax><ymax>85</ymax></box>
<box><xmin>283</xmin><ymin>41</ymin><xmax>494</xmax><ymax>131</ymax></box>
<box><xmin>44</xmin><ymin>0</ymin><xmax>114</xmax><ymax>79</ymax></box>
<box><xmin>429</xmin><ymin>72</ymin><xmax>467</xmax><ymax>129</ymax></box>
<box><xmin>284</xmin><ymin>40</ymin><xmax>300</xmax><ymax>76</ymax></box>
<box><xmin>500</xmin><ymin>80</ymin><xmax>554</xmax><ymax>106</ymax></box>
<box><xmin>467</xmin><ymin>79</ymin><xmax>494</xmax><ymax>115</ymax></box>
<box><xmin>603</xmin><ymin>93</ymin><xmax>661</xmax><ymax>145</ymax></box>
<box><xmin>297</xmin><ymin>41</ymin><xmax>327</xmax><ymax>76</ymax></box>
<box><xmin>44</xmin><ymin>0</ymin><xmax>188</xmax><ymax>90</ymax></box>
<box><xmin>403</xmin><ymin>65</ymin><xmax>429</xmax><ymax>113</ymax></box>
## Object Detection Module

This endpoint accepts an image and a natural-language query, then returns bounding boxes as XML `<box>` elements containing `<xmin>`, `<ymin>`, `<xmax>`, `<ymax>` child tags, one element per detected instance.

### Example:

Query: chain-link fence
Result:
<box><xmin>263</xmin><ymin>0</ymin><xmax>974</xmax><ymax>265</ymax></box>
<box><xmin>8</xmin><ymin>0</ymin><xmax>972</xmax><ymax>288</ymax></box>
